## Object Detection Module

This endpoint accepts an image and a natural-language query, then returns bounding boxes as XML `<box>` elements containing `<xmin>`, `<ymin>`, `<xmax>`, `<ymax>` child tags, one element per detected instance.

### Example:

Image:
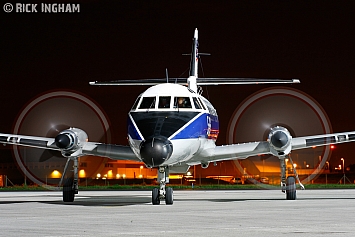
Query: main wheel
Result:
<box><xmin>165</xmin><ymin>187</ymin><xmax>173</xmax><ymax>205</ymax></box>
<box><xmin>286</xmin><ymin>176</ymin><xmax>296</xmax><ymax>200</ymax></box>
<box><xmin>152</xmin><ymin>188</ymin><xmax>160</xmax><ymax>205</ymax></box>
<box><xmin>63</xmin><ymin>178</ymin><xmax>75</xmax><ymax>202</ymax></box>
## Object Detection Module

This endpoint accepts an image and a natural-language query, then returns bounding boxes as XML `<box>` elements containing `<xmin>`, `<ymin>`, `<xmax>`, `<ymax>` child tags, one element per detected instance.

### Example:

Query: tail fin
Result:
<box><xmin>187</xmin><ymin>28</ymin><xmax>199</xmax><ymax>92</ymax></box>
<box><xmin>189</xmin><ymin>28</ymin><xmax>199</xmax><ymax>78</ymax></box>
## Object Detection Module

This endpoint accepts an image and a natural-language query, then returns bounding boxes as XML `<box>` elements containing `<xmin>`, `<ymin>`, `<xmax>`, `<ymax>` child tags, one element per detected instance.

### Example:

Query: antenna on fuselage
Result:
<box><xmin>165</xmin><ymin>68</ymin><xmax>169</xmax><ymax>83</ymax></box>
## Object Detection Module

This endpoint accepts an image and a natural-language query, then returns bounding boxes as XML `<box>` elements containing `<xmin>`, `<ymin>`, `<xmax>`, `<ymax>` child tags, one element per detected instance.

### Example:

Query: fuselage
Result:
<box><xmin>127</xmin><ymin>83</ymin><xmax>219</xmax><ymax>167</ymax></box>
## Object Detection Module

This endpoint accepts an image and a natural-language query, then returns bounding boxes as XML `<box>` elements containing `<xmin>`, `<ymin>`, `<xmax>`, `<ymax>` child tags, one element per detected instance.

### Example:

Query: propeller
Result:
<box><xmin>12</xmin><ymin>90</ymin><xmax>111</xmax><ymax>186</ymax></box>
<box><xmin>227</xmin><ymin>87</ymin><xmax>332</xmax><ymax>183</ymax></box>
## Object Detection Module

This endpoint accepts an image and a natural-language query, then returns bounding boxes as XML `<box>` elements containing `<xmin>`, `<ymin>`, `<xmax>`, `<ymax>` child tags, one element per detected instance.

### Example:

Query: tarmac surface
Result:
<box><xmin>1</xmin><ymin>189</ymin><xmax>355</xmax><ymax>236</ymax></box>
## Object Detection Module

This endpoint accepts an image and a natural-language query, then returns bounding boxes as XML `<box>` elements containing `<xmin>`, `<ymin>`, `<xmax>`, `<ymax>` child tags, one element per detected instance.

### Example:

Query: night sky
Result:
<box><xmin>2</xmin><ymin>1</ymin><xmax>355</xmax><ymax>169</ymax></box>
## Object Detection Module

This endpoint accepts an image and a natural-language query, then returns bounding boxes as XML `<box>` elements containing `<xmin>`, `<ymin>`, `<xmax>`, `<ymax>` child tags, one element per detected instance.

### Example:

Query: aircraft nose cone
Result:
<box><xmin>271</xmin><ymin>131</ymin><xmax>288</xmax><ymax>148</ymax></box>
<box><xmin>140</xmin><ymin>137</ymin><xmax>173</xmax><ymax>167</ymax></box>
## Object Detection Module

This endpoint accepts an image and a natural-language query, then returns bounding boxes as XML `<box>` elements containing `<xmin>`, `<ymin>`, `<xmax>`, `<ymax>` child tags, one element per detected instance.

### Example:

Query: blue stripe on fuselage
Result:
<box><xmin>127</xmin><ymin>115</ymin><xmax>143</xmax><ymax>140</ymax></box>
<box><xmin>171</xmin><ymin>113</ymin><xmax>219</xmax><ymax>140</ymax></box>
<box><xmin>127</xmin><ymin>112</ymin><xmax>219</xmax><ymax>141</ymax></box>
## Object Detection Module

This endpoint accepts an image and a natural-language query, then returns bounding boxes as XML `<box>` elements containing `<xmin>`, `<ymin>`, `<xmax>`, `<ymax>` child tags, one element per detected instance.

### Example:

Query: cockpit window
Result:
<box><xmin>174</xmin><ymin>97</ymin><xmax>192</xmax><ymax>108</ymax></box>
<box><xmin>131</xmin><ymin>96</ymin><xmax>141</xmax><ymax>110</ymax></box>
<box><xmin>198</xmin><ymin>97</ymin><xmax>206</xmax><ymax>110</ymax></box>
<box><xmin>193</xmin><ymin>97</ymin><xmax>202</xmax><ymax>109</ymax></box>
<box><xmin>158</xmin><ymin>96</ymin><xmax>171</xmax><ymax>108</ymax></box>
<box><xmin>139</xmin><ymin>97</ymin><xmax>156</xmax><ymax>109</ymax></box>
<box><xmin>201</xmin><ymin>97</ymin><xmax>217</xmax><ymax>116</ymax></box>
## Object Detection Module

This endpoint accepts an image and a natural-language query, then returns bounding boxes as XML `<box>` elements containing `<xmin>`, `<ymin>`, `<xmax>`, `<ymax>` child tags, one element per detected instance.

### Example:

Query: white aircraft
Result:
<box><xmin>1</xmin><ymin>29</ymin><xmax>354</xmax><ymax>204</ymax></box>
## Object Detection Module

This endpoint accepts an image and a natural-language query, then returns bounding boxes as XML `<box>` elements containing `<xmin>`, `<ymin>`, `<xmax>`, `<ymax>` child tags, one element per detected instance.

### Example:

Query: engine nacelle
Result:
<box><xmin>268</xmin><ymin>126</ymin><xmax>292</xmax><ymax>157</ymax></box>
<box><xmin>55</xmin><ymin>128</ymin><xmax>88</xmax><ymax>155</ymax></box>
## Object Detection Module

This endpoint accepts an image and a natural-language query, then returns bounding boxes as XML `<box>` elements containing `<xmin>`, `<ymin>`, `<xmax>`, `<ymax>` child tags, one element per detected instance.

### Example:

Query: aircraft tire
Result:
<box><xmin>152</xmin><ymin>188</ymin><xmax>160</xmax><ymax>205</ymax></box>
<box><xmin>165</xmin><ymin>187</ymin><xmax>173</xmax><ymax>205</ymax></box>
<box><xmin>286</xmin><ymin>176</ymin><xmax>296</xmax><ymax>200</ymax></box>
<box><xmin>63</xmin><ymin>178</ymin><xmax>75</xmax><ymax>202</ymax></box>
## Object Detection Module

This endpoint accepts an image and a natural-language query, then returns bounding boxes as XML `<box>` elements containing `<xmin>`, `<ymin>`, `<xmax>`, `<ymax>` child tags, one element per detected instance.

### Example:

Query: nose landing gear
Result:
<box><xmin>152</xmin><ymin>166</ymin><xmax>173</xmax><ymax>205</ymax></box>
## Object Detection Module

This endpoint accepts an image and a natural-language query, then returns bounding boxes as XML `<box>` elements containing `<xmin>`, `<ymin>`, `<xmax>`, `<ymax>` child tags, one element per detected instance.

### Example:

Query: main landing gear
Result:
<box><xmin>280</xmin><ymin>154</ymin><xmax>305</xmax><ymax>200</ymax></box>
<box><xmin>152</xmin><ymin>166</ymin><xmax>173</xmax><ymax>205</ymax></box>
<box><xmin>59</xmin><ymin>157</ymin><xmax>79</xmax><ymax>202</ymax></box>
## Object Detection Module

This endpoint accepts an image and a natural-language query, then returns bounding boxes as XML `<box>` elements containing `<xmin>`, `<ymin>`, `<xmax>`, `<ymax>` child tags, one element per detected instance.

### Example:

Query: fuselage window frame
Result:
<box><xmin>174</xmin><ymin>96</ymin><xmax>192</xmax><ymax>109</ymax></box>
<box><xmin>139</xmin><ymin>97</ymin><xmax>156</xmax><ymax>109</ymax></box>
<box><xmin>198</xmin><ymin>97</ymin><xmax>207</xmax><ymax>110</ymax></box>
<box><xmin>192</xmin><ymin>97</ymin><xmax>202</xmax><ymax>110</ymax></box>
<box><xmin>131</xmin><ymin>96</ymin><xmax>141</xmax><ymax>110</ymax></box>
<box><xmin>158</xmin><ymin>96</ymin><xmax>171</xmax><ymax>109</ymax></box>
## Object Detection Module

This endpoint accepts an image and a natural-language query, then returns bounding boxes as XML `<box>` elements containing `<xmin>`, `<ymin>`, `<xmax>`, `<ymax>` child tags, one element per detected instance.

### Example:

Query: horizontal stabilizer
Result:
<box><xmin>90</xmin><ymin>78</ymin><xmax>299</xmax><ymax>86</ymax></box>
<box><xmin>89</xmin><ymin>78</ymin><xmax>187</xmax><ymax>86</ymax></box>
<box><xmin>196</xmin><ymin>78</ymin><xmax>300</xmax><ymax>85</ymax></box>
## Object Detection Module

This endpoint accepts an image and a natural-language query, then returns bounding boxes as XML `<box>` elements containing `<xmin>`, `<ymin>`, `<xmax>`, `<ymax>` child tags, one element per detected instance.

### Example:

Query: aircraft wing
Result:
<box><xmin>291</xmin><ymin>131</ymin><xmax>355</xmax><ymax>150</ymax></box>
<box><xmin>81</xmin><ymin>142</ymin><xmax>140</xmax><ymax>161</ymax></box>
<box><xmin>0</xmin><ymin>133</ymin><xmax>59</xmax><ymax>150</ymax></box>
<box><xmin>187</xmin><ymin>141</ymin><xmax>270</xmax><ymax>165</ymax></box>
<box><xmin>187</xmin><ymin>128</ymin><xmax>355</xmax><ymax>165</ymax></box>
<box><xmin>0</xmin><ymin>132</ymin><xmax>141</xmax><ymax>162</ymax></box>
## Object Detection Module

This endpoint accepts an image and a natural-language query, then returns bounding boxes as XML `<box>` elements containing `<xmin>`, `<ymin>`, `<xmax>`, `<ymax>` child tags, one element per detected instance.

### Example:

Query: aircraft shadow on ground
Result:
<box><xmin>176</xmin><ymin>196</ymin><xmax>355</xmax><ymax>203</ymax></box>
<box><xmin>1</xmin><ymin>194</ymin><xmax>355</xmax><ymax>207</ymax></box>
<box><xmin>0</xmin><ymin>195</ymin><xmax>151</xmax><ymax>207</ymax></box>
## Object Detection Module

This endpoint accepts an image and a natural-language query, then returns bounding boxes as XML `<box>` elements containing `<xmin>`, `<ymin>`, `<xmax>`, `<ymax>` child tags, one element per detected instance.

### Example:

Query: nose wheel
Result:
<box><xmin>152</xmin><ymin>166</ymin><xmax>174</xmax><ymax>205</ymax></box>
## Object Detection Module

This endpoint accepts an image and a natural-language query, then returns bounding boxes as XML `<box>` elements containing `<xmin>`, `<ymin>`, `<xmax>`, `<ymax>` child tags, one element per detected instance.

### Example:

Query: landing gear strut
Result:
<box><xmin>280</xmin><ymin>154</ymin><xmax>304</xmax><ymax>200</ymax></box>
<box><xmin>59</xmin><ymin>157</ymin><xmax>79</xmax><ymax>202</ymax></box>
<box><xmin>152</xmin><ymin>166</ymin><xmax>173</xmax><ymax>205</ymax></box>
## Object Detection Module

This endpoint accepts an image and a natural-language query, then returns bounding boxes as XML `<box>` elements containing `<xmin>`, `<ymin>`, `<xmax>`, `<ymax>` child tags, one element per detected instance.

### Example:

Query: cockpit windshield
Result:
<box><xmin>133</xmin><ymin>95</ymin><xmax>207</xmax><ymax>111</ymax></box>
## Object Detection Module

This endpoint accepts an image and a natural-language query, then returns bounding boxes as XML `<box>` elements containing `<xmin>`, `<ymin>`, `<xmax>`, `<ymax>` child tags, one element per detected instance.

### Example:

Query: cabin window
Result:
<box><xmin>158</xmin><ymin>96</ymin><xmax>171</xmax><ymax>108</ymax></box>
<box><xmin>174</xmin><ymin>97</ymin><xmax>192</xmax><ymax>108</ymax></box>
<box><xmin>193</xmin><ymin>97</ymin><xmax>202</xmax><ymax>109</ymax></box>
<box><xmin>131</xmin><ymin>96</ymin><xmax>141</xmax><ymax>110</ymax></box>
<box><xmin>139</xmin><ymin>97</ymin><xmax>156</xmax><ymax>109</ymax></box>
